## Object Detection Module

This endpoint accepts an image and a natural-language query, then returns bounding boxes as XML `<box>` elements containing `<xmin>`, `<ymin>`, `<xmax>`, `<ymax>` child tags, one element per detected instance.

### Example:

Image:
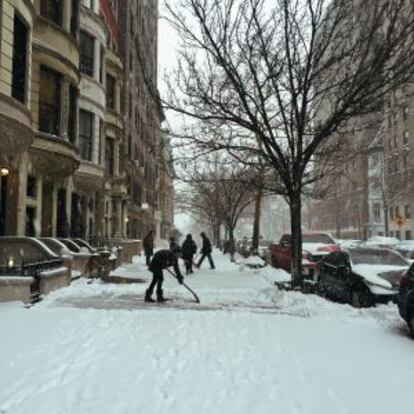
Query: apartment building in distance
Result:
<box><xmin>118</xmin><ymin>0</ymin><xmax>169</xmax><ymax>241</ymax></box>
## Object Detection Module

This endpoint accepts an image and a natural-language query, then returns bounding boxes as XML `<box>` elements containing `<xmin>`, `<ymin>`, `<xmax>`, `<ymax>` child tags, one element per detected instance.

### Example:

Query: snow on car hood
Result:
<box><xmin>352</xmin><ymin>264</ymin><xmax>407</xmax><ymax>289</ymax></box>
<box><xmin>302</xmin><ymin>243</ymin><xmax>337</xmax><ymax>255</ymax></box>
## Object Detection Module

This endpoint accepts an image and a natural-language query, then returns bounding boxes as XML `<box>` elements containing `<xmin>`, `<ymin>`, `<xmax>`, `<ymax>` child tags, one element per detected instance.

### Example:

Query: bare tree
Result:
<box><xmin>178</xmin><ymin>161</ymin><xmax>257</xmax><ymax>255</ymax></box>
<box><xmin>163</xmin><ymin>0</ymin><xmax>414</xmax><ymax>286</ymax></box>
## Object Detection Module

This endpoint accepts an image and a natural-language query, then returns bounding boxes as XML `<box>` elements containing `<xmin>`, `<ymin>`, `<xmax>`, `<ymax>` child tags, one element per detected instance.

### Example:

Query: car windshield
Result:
<box><xmin>60</xmin><ymin>239</ymin><xmax>80</xmax><ymax>253</ymax></box>
<box><xmin>350</xmin><ymin>250</ymin><xmax>407</xmax><ymax>266</ymax></box>
<box><xmin>302</xmin><ymin>234</ymin><xmax>334</xmax><ymax>244</ymax></box>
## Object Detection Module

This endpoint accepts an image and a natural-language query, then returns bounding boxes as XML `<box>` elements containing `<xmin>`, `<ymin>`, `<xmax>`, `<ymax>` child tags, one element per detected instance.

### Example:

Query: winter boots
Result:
<box><xmin>145</xmin><ymin>289</ymin><xmax>155</xmax><ymax>302</ymax></box>
<box><xmin>156</xmin><ymin>290</ymin><xmax>168</xmax><ymax>302</ymax></box>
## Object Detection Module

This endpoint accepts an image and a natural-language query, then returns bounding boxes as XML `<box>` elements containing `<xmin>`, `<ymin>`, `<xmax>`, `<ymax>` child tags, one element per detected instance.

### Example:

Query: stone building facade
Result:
<box><xmin>0</xmin><ymin>0</ymin><xmax>174</xmax><ymax>241</ymax></box>
<box><xmin>118</xmin><ymin>0</ymin><xmax>169</xmax><ymax>241</ymax></box>
<box><xmin>0</xmin><ymin>0</ymin><xmax>35</xmax><ymax>236</ymax></box>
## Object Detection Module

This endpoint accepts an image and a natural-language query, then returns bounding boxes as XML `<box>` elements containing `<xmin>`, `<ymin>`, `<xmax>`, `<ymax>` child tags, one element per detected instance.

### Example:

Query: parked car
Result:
<box><xmin>394</xmin><ymin>240</ymin><xmax>414</xmax><ymax>261</ymax></box>
<box><xmin>73</xmin><ymin>238</ymin><xmax>98</xmax><ymax>253</ymax></box>
<box><xmin>363</xmin><ymin>236</ymin><xmax>400</xmax><ymax>249</ymax></box>
<box><xmin>335</xmin><ymin>239</ymin><xmax>362</xmax><ymax>250</ymax></box>
<box><xmin>269</xmin><ymin>233</ymin><xmax>341</xmax><ymax>279</ymax></box>
<box><xmin>318</xmin><ymin>248</ymin><xmax>409</xmax><ymax>307</ymax></box>
<box><xmin>257</xmin><ymin>240</ymin><xmax>273</xmax><ymax>259</ymax></box>
<box><xmin>398</xmin><ymin>262</ymin><xmax>414</xmax><ymax>338</ymax></box>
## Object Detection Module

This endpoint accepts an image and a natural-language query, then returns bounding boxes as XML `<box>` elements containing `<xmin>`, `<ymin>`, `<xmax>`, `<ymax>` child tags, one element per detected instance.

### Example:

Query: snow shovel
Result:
<box><xmin>166</xmin><ymin>268</ymin><xmax>200</xmax><ymax>303</ymax></box>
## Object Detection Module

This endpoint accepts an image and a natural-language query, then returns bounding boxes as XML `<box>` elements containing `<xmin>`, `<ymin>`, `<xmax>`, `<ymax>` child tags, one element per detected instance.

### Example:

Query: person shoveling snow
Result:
<box><xmin>145</xmin><ymin>246</ymin><xmax>184</xmax><ymax>302</ymax></box>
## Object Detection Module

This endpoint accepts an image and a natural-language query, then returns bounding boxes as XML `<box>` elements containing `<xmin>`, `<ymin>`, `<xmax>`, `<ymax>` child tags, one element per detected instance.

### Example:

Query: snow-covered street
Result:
<box><xmin>1</xmin><ymin>252</ymin><xmax>414</xmax><ymax>414</ymax></box>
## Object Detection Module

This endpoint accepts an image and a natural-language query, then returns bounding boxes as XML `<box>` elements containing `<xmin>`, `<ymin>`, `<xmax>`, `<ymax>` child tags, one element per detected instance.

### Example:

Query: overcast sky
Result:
<box><xmin>157</xmin><ymin>5</ymin><xmax>192</xmax><ymax>236</ymax></box>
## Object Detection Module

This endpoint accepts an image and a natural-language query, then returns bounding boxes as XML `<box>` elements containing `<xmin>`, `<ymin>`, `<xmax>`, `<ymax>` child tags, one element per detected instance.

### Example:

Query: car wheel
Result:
<box><xmin>350</xmin><ymin>289</ymin><xmax>362</xmax><ymax>308</ymax></box>
<box><xmin>350</xmin><ymin>287</ymin><xmax>373</xmax><ymax>308</ymax></box>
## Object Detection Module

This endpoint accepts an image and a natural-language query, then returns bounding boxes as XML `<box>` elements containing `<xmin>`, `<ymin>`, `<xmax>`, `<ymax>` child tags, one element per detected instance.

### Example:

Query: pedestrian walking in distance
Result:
<box><xmin>181</xmin><ymin>234</ymin><xmax>197</xmax><ymax>275</ymax></box>
<box><xmin>196</xmin><ymin>232</ymin><xmax>215</xmax><ymax>269</ymax></box>
<box><xmin>143</xmin><ymin>230</ymin><xmax>154</xmax><ymax>266</ymax></box>
<box><xmin>169</xmin><ymin>236</ymin><xmax>178</xmax><ymax>250</ymax></box>
<box><xmin>145</xmin><ymin>246</ymin><xmax>184</xmax><ymax>302</ymax></box>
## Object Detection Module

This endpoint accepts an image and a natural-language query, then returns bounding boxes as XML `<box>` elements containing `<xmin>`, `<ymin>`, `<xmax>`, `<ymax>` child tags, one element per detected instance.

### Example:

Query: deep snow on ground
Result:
<box><xmin>1</xmin><ymin>251</ymin><xmax>414</xmax><ymax>414</ymax></box>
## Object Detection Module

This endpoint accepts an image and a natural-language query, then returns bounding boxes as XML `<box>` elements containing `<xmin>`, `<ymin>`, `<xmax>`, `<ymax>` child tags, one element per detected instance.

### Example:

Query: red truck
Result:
<box><xmin>269</xmin><ymin>233</ymin><xmax>341</xmax><ymax>279</ymax></box>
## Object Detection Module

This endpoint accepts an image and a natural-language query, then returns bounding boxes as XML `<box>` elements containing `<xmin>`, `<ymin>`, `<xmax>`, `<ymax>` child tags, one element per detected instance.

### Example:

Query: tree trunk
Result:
<box><xmin>289</xmin><ymin>191</ymin><xmax>303</xmax><ymax>288</ymax></box>
<box><xmin>252</xmin><ymin>188</ymin><xmax>262</xmax><ymax>254</ymax></box>
<box><xmin>384</xmin><ymin>202</ymin><xmax>389</xmax><ymax>236</ymax></box>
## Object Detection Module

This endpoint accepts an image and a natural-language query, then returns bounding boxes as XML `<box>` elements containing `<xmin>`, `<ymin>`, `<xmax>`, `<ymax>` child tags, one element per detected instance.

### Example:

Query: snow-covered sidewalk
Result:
<box><xmin>1</xmin><ymin>251</ymin><xmax>414</xmax><ymax>414</ymax></box>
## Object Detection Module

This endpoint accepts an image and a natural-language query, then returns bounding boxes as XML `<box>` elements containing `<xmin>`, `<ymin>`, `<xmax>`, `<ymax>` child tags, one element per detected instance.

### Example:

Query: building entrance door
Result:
<box><xmin>0</xmin><ymin>176</ymin><xmax>7</xmax><ymax>236</ymax></box>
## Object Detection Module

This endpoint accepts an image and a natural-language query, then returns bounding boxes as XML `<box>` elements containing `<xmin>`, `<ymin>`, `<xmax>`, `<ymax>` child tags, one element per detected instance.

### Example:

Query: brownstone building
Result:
<box><xmin>0</xmin><ymin>0</ymin><xmax>174</xmax><ymax>242</ymax></box>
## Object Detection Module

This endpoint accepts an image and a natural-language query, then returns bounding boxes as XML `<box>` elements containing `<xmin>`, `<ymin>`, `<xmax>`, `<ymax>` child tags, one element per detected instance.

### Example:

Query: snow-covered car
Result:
<box><xmin>257</xmin><ymin>240</ymin><xmax>273</xmax><ymax>259</ymax></box>
<box><xmin>335</xmin><ymin>239</ymin><xmax>362</xmax><ymax>250</ymax></box>
<box><xmin>363</xmin><ymin>236</ymin><xmax>400</xmax><ymax>249</ymax></box>
<box><xmin>394</xmin><ymin>240</ymin><xmax>414</xmax><ymax>261</ymax></box>
<box><xmin>398</xmin><ymin>262</ymin><xmax>414</xmax><ymax>338</ymax></box>
<box><xmin>302</xmin><ymin>233</ymin><xmax>341</xmax><ymax>262</ymax></box>
<box><xmin>269</xmin><ymin>233</ymin><xmax>341</xmax><ymax>280</ymax></box>
<box><xmin>318</xmin><ymin>248</ymin><xmax>409</xmax><ymax>307</ymax></box>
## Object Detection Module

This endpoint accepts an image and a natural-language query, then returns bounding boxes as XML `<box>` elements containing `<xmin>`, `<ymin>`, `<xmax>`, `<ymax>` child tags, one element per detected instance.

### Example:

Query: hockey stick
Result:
<box><xmin>166</xmin><ymin>268</ymin><xmax>200</xmax><ymax>303</ymax></box>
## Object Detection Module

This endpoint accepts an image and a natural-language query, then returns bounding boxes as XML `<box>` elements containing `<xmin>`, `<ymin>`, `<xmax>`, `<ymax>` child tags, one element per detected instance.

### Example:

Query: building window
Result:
<box><xmin>71</xmin><ymin>0</ymin><xmax>79</xmax><ymax>36</ymax></box>
<box><xmin>396</xmin><ymin>230</ymin><xmax>401</xmax><ymax>240</ymax></box>
<box><xmin>128</xmin><ymin>134</ymin><xmax>132</xmax><ymax>156</ymax></box>
<box><xmin>39</xmin><ymin>66</ymin><xmax>61</xmax><ymax>136</ymax></box>
<box><xmin>26</xmin><ymin>176</ymin><xmax>37</xmax><ymax>198</ymax></box>
<box><xmin>405</xmin><ymin>205</ymin><xmax>411</xmax><ymax>219</ymax></box>
<box><xmin>40</xmin><ymin>0</ymin><xmax>62</xmax><ymax>26</ymax></box>
<box><xmin>80</xmin><ymin>31</ymin><xmax>95</xmax><ymax>76</ymax></box>
<box><xmin>105</xmin><ymin>138</ymin><xmax>115</xmax><ymax>176</ymax></box>
<box><xmin>389</xmin><ymin>208</ymin><xmax>394</xmax><ymax>220</ymax></box>
<box><xmin>12</xmin><ymin>14</ymin><xmax>28</xmax><ymax>104</ymax></box>
<box><xmin>99</xmin><ymin>119</ymin><xmax>104</xmax><ymax>164</ymax></box>
<box><xmin>106</xmin><ymin>74</ymin><xmax>115</xmax><ymax>109</ymax></box>
<box><xmin>406</xmin><ymin>230</ymin><xmax>412</xmax><ymax>240</ymax></box>
<box><xmin>373</xmin><ymin>203</ymin><xmax>381</xmax><ymax>221</ymax></box>
<box><xmin>79</xmin><ymin>110</ymin><xmax>94</xmax><ymax>161</ymax></box>
<box><xmin>133</xmin><ymin>183</ymin><xmax>141</xmax><ymax>206</ymax></box>
<box><xmin>99</xmin><ymin>45</ymin><xmax>104</xmax><ymax>83</ymax></box>
<box><xmin>68</xmin><ymin>85</ymin><xmax>78</xmax><ymax>143</ymax></box>
<box><xmin>395</xmin><ymin>206</ymin><xmax>400</xmax><ymax>218</ymax></box>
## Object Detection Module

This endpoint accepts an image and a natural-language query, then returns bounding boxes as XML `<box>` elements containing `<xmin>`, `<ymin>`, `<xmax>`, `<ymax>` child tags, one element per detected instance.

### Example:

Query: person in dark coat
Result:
<box><xmin>145</xmin><ymin>246</ymin><xmax>184</xmax><ymax>302</ymax></box>
<box><xmin>196</xmin><ymin>232</ymin><xmax>215</xmax><ymax>269</ymax></box>
<box><xmin>143</xmin><ymin>230</ymin><xmax>155</xmax><ymax>266</ymax></box>
<box><xmin>169</xmin><ymin>236</ymin><xmax>178</xmax><ymax>250</ymax></box>
<box><xmin>181</xmin><ymin>234</ymin><xmax>197</xmax><ymax>275</ymax></box>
